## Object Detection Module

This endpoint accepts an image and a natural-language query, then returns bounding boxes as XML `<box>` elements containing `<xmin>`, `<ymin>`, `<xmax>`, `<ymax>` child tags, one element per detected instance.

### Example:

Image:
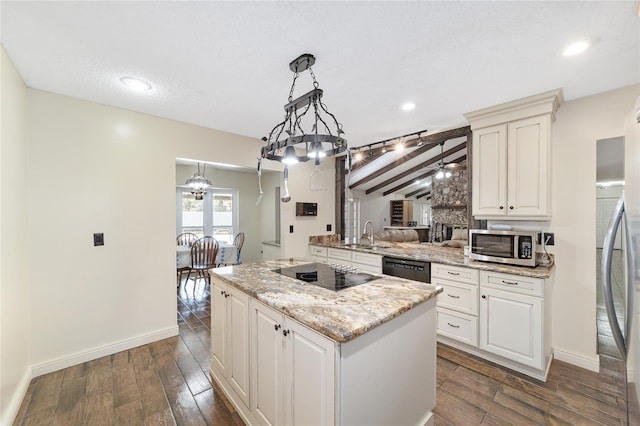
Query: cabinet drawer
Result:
<box><xmin>437</xmin><ymin>308</ymin><xmax>478</xmax><ymax>347</ymax></box>
<box><xmin>309</xmin><ymin>245</ymin><xmax>328</xmax><ymax>257</ymax></box>
<box><xmin>432</xmin><ymin>263</ymin><xmax>479</xmax><ymax>285</ymax></box>
<box><xmin>480</xmin><ymin>271</ymin><xmax>544</xmax><ymax>297</ymax></box>
<box><xmin>352</xmin><ymin>261</ymin><xmax>382</xmax><ymax>274</ymax></box>
<box><xmin>327</xmin><ymin>248</ymin><xmax>352</xmax><ymax>262</ymax></box>
<box><xmin>433</xmin><ymin>278</ymin><xmax>478</xmax><ymax>316</ymax></box>
<box><xmin>351</xmin><ymin>251</ymin><xmax>381</xmax><ymax>267</ymax></box>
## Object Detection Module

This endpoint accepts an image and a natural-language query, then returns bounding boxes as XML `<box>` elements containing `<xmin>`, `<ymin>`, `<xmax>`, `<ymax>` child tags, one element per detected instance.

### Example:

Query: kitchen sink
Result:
<box><xmin>343</xmin><ymin>243</ymin><xmax>381</xmax><ymax>250</ymax></box>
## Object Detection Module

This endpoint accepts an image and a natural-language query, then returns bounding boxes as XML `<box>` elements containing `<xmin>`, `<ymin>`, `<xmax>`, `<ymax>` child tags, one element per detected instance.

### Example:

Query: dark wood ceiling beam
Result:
<box><xmin>348</xmin><ymin>126</ymin><xmax>470</xmax><ymax>188</ymax></box>
<box><xmin>380</xmin><ymin>154</ymin><xmax>467</xmax><ymax>196</ymax></box>
<box><xmin>416</xmin><ymin>192</ymin><xmax>431</xmax><ymax>200</ymax></box>
<box><xmin>351</xmin><ymin>151</ymin><xmax>386</xmax><ymax>171</ymax></box>
<box><xmin>406</xmin><ymin>188</ymin><xmax>430</xmax><ymax>198</ymax></box>
<box><xmin>382</xmin><ymin>170</ymin><xmax>435</xmax><ymax>196</ymax></box>
<box><xmin>365</xmin><ymin>145</ymin><xmax>466</xmax><ymax>195</ymax></box>
<box><xmin>349</xmin><ymin>141</ymin><xmax>441</xmax><ymax>188</ymax></box>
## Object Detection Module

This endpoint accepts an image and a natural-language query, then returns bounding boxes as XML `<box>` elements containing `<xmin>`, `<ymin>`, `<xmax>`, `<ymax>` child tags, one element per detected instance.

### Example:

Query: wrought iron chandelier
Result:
<box><xmin>260</xmin><ymin>53</ymin><xmax>347</xmax><ymax>165</ymax></box>
<box><xmin>185</xmin><ymin>163</ymin><xmax>211</xmax><ymax>200</ymax></box>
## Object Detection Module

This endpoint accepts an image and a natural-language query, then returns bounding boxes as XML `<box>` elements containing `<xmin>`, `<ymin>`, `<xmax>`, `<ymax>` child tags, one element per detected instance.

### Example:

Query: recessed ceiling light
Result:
<box><xmin>120</xmin><ymin>76</ymin><xmax>152</xmax><ymax>91</ymax></box>
<box><xmin>563</xmin><ymin>39</ymin><xmax>590</xmax><ymax>56</ymax></box>
<box><xmin>401</xmin><ymin>102</ymin><xmax>416</xmax><ymax>111</ymax></box>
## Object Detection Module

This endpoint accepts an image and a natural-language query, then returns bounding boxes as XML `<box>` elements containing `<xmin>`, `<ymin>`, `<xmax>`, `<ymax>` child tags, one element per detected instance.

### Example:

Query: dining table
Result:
<box><xmin>176</xmin><ymin>242</ymin><xmax>239</xmax><ymax>269</ymax></box>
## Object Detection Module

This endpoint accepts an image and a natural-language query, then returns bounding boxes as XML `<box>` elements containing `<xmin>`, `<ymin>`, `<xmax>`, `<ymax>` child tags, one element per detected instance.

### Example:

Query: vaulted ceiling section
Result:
<box><xmin>346</xmin><ymin>126</ymin><xmax>471</xmax><ymax>200</ymax></box>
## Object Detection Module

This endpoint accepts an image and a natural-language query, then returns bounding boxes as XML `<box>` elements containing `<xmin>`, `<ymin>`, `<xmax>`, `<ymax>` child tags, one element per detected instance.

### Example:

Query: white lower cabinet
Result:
<box><xmin>210</xmin><ymin>279</ymin><xmax>251</xmax><ymax>408</ymax></box>
<box><xmin>479</xmin><ymin>272</ymin><xmax>545</xmax><ymax>370</ymax></box>
<box><xmin>435</xmin><ymin>264</ymin><xmax>552</xmax><ymax>381</ymax></box>
<box><xmin>433</xmin><ymin>263</ymin><xmax>480</xmax><ymax>347</ymax></box>
<box><xmin>327</xmin><ymin>247</ymin><xmax>383</xmax><ymax>273</ymax></box>
<box><xmin>309</xmin><ymin>245</ymin><xmax>328</xmax><ymax>262</ymax></box>
<box><xmin>251</xmin><ymin>300</ymin><xmax>335</xmax><ymax>426</ymax></box>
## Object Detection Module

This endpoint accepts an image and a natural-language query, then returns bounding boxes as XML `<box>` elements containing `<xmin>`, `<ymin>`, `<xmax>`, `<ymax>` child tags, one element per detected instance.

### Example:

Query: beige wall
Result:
<box><xmin>25</xmin><ymin>88</ymin><xmax>266</xmax><ymax>377</ymax></box>
<box><xmin>1</xmin><ymin>48</ymin><xmax>31</xmax><ymax>424</ymax></box>
<box><xmin>550</xmin><ymin>84</ymin><xmax>640</xmax><ymax>368</ymax></box>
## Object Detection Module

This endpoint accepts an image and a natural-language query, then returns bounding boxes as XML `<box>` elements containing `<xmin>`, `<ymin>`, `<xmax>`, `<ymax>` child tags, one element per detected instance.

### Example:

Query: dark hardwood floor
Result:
<box><xmin>14</xmin><ymin>272</ymin><xmax>631</xmax><ymax>425</ymax></box>
<box><xmin>14</xmin><ymin>281</ymin><xmax>243</xmax><ymax>425</ymax></box>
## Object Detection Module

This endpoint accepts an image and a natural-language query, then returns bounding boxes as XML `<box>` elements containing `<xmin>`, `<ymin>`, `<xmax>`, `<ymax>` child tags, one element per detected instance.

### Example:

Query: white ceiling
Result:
<box><xmin>1</xmin><ymin>1</ymin><xmax>639</xmax><ymax>153</ymax></box>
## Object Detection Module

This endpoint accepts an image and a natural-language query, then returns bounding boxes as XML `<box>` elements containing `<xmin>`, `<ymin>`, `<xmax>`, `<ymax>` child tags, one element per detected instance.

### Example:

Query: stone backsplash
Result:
<box><xmin>431</xmin><ymin>160</ymin><xmax>468</xmax><ymax>226</ymax></box>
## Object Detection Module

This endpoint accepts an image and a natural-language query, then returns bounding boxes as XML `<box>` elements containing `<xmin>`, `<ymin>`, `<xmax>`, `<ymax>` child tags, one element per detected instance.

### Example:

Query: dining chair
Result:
<box><xmin>176</xmin><ymin>232</ymin><xmax>199</xmax><ymax>285</ymax></box>
<box><xmin>177</xmin><ymin>232</ymin><xmax>199</xmax><ymax>246</ymax></box>
<box><xmin>222</xmin><ymin>232</ymin><xmax>245</xmax><ymax>266</ymax></box>
<box><xmin>184</xmin><ymin>236</ymin><xmax>219</xmax><ymax>296</ymax></box>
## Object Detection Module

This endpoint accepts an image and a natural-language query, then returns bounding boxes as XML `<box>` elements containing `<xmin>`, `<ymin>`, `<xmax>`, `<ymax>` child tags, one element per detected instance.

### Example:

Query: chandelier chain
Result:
<box><xmin>309</xmin><ymin>66</ymin><xmax>320</xmax><ymax>89</ymax></box>
<box><xmin>288</xmin><ymin>72</ymin><xmax>299</xmax><ymax>102</ymax></box>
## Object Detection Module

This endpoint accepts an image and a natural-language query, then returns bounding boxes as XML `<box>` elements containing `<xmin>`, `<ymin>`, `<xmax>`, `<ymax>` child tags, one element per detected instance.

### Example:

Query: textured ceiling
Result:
<box><xmin>1</xmin><ymin>1</ymin><xmax>638</xmax><ymax>152</ymax></box>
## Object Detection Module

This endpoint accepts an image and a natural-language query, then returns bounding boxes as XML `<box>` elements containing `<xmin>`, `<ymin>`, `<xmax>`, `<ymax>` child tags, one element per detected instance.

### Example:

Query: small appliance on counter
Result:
<box><xmin>469</xmin><ymin>229</ymin><xmax>538</xmax><ymax>267</ymax></box>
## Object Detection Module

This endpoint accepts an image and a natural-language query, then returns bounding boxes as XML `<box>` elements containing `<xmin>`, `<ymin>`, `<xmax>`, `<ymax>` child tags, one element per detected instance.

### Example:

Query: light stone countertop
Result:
<box><xmin>211</xmin><ymin>258</ymin><xmax>442</xmax><ymax>343</ymax></box>
<box><xmin>311</xmin><ymin>240</ymin><xmax>555</xmax><ymax>279</ymax></box>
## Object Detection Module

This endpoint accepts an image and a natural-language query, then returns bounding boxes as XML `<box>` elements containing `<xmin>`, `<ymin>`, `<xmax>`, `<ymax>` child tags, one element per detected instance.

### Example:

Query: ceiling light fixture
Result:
<box><xmin>260</xmin><ymin>53</ymin><xmax>347</xmax><ymax>165</ymax></box>
<box><xmin>563</xmin><ymin>39</ymin><xmax>590</xmax><ymax>56</ymax></box>
<box><xmin>120</xmin><ymin>76</ymin><xmax>152</xmax><ymax>91</ymax></box>
<box><xmin>402</xmin><ymin>102</ymin><xmax>416</xmax><ymax>111</ymax></box>
<box><xmin>185</xmin><ymin>163</ymin><xmax>212</xmax><ymax>200</ymax></box>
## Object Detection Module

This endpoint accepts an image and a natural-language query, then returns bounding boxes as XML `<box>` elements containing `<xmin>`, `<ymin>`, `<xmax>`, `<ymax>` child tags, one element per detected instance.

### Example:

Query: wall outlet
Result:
<box><xmin>93</xmin><ymin>233</ymin><xmax>104</xmax><ymax>246</ymax></box>
<box><xmin>543</xmin><ymin>232</ymin><xmax>554</xmax><ymax>246</ymax></box>
<box><xmin>326</xmin><ymin>224</ymin><xmax>332</xmax><ymax>232</ymax></box>
<box><xmin>289</xmin><ymin>225</ymin><xmax>294</xmax><ymax>233</ymax></box>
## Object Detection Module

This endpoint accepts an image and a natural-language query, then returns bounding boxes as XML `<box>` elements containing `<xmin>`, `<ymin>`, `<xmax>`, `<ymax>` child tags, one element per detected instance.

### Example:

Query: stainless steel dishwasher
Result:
<box><xmin>382</xmin><ymin>256</ymin><xmax>431</xmax><ymax>283</ymax></box>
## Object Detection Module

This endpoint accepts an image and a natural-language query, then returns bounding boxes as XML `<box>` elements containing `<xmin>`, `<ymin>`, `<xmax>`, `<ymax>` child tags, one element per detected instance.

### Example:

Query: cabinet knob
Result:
<box><xmin>283</xmin><ymin>329</ymin><xmax>290</xmax><ymax>336</ymax></box>
<box><xmin>481</xmin><ymin>295</ymin><xmax>486</xmax><ymax>299</ymax></box>
<box><xmin>274</xmin><ymin>324</ymin><xmax>281</xmax><ymax>331</ymax></box>
<box><xmin>509</xmin><ymin>206</ymin><xmax>514</xmax><ymax>210</ymax></box>
<box><xmin>220</xmin><ymin>290</ymin><xmax>225</xmax><ymax>295</ymax></box>
<box><xmin>499</xmin><ymin>206</ymin><xmax>504</xmax><ymax>210</ymax></box>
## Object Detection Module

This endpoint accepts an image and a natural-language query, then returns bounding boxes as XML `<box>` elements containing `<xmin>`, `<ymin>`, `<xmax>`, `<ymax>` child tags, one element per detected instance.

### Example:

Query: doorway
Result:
<box><xmin>595</xmin><ymin>136</ymin><xmax>625</xmax><ymax>367</ymax></box>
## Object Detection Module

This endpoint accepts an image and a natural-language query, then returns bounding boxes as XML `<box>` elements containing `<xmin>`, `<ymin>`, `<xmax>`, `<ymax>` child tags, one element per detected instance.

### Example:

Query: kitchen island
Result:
<box><xmin>209</xmin><ymin>258</ymin><xmax>442</xmax><ymax>426</ymax></box>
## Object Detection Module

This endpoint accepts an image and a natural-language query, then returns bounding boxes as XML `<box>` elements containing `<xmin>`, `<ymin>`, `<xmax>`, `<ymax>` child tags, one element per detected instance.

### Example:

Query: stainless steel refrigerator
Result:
<box><xmin>602</xmin><ymin>98</ymin><xmax>640</xmax><ymax>425</ymax></box>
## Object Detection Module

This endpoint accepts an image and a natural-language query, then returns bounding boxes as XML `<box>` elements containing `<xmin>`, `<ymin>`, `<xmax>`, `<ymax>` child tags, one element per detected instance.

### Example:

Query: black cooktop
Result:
<box><xmin>273</xmin><ymin>262</ymin><xmax>380</xmax><ymax>291</ymax></box>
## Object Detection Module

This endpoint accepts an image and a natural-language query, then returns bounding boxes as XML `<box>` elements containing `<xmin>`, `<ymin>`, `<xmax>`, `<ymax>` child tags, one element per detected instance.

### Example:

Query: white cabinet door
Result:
<box><xmin>251</xmin><ymin>301</ymin><xmax>285</xmax><ymax>426</ymax></box>
<box><xmin>507</xmin><ymin>115</ymin><xmax>550</xmax><ymax>217</ymax></box>
<box><xmin>479</xmin><ymin>286</ymin><xmax>543</xmax><ymax>369</ymax></box>
<box><xmin>252</xmin><ymin>301</ymin><xmax>335</xmax><ymax>426</ymax></box>
<box><xmin>227</xmin><ymin>286</ymin><xmax>250</xmax><ymax>408</ymax></box>
<box><xmin>472</xmin><ymin>116</ymin><xmax>551</xmax><ymax>218</ymax></box>
<box><xmin>472</xmin><ymin>124</ymin><xmax>508</xmax><ymax>216</ymax></box>
<box><xmin>211</xmin><ymin>279</ymin><xmax>227</xmax><ymax>375</ymax></box>
<box><xmin>284</xmin><ymin>320</ymin><xmax>335</xmax><ymax>426</ymax></box>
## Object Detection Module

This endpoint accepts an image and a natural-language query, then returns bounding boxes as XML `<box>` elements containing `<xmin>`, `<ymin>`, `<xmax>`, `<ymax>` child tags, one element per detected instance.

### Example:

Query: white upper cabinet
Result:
<box><xmin>465</xmin><ymin>89</ymin><xmax>563</xmax><ymax>220</ymax></box>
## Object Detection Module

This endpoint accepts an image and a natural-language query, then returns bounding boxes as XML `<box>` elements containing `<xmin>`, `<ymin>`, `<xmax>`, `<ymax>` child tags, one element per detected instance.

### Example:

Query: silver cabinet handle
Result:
<box><xmin>447</xmin><ymin>294</ymin><xmax>460</xmax><ymax>299</ymax></box>
<box><xmin>447</xmin><ymin>323</ymin><xmax>460</xmax><ymax>328</ymax></box>
<box><xmin>501</xmin><ymin>280</ymin><xmax>518</xmax><ymax>285</ymax></box>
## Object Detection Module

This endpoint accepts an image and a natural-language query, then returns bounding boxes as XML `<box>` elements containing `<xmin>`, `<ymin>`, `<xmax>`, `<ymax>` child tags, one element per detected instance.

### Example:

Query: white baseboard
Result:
<box><xmin>553</xmin><ymin>348</ymin><xmax>600</xmax><ymax>372</ymax></box>
<box><xmin>31</xmin><ymin>325</ymin><xmax>178</xmax><ymax>377</ymax></box>
<box><xmin>2</xmin><ymin>367</ymin><xmax>32</xmax><ymax>426</ymax></box>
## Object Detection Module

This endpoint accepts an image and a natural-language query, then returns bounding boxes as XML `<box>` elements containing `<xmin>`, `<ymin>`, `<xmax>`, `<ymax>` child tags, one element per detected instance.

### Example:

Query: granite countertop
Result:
<box><xmin>211</xmin><ymin>258</ymin><xmax>442</xmax><ymax>343</ymax></box>
<box><xmin>309</xmin><ymin>238</ymin><xmax>554</xmax><ymax>279</ymax></box>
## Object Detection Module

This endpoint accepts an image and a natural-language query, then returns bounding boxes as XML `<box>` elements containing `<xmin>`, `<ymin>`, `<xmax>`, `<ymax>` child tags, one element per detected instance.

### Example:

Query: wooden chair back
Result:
<box><xmin>177</xmin><ymin>232</ymin><xmax>199</xmax><ymax>246</ymax></box>
<box><xmin>190</xmin><ymin>236</ymin><xmax>218</xmax><ymax>269</ymax></box>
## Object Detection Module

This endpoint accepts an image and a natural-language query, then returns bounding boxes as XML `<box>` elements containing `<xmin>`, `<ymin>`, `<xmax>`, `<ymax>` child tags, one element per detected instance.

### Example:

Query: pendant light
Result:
<box><xmin>260</xmin><ymin>53</ymin><xmax>347</xmax><ymax>164</ymax></box>
<box><xmin>185</xmin><ymin>163</ymin><xmax>212</xmax><ymax>200</ymax></box>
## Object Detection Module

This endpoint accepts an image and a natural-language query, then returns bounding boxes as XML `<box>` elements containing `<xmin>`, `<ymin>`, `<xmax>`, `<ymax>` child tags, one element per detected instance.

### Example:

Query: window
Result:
<box><xmin>177</xmin><ymin>188</ymin><xmax>238</xmax><ymax>243</ymax></box>
<box><xmin>344</xmin><ymin>199</ymin><xmax>360</xmax><ymax>244</ymax></box>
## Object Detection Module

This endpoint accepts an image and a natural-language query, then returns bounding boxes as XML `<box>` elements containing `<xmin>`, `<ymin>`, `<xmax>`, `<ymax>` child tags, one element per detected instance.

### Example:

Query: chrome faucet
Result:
<box><xmin>363</xmin><ymin>220</ymin><xmax>374</xmax><ymax>246</ymax></box>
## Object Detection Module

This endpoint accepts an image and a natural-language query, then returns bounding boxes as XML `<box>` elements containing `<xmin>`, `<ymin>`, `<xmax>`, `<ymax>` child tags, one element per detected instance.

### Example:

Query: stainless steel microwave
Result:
<box><xmin>469</xmin><ymin>229</ymin><xmax>538</xmax><ymax>267</ymax></box>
